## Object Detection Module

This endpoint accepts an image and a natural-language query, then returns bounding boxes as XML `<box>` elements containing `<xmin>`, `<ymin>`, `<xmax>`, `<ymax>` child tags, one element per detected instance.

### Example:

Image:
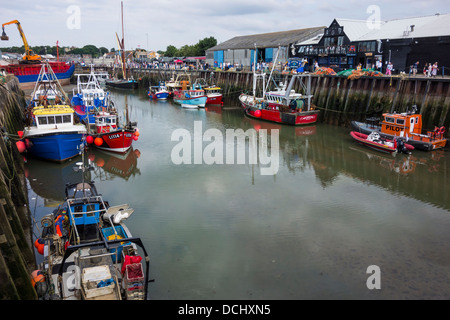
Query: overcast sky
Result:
<box><xmin>1</xmin><ymin>0</ymin><xmax>449</xmax><ymax>52</ymax></box>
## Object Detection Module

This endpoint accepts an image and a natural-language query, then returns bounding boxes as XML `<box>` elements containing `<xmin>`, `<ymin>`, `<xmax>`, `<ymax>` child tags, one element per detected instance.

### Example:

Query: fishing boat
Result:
<box><xmin>166</xmin><ymin>73</ymin><xmax>191</xmax><ymax>98</ymax></box>
<box><xmin>239</xmin><ymin>73</ymin><xmax>320</xmax><ymax>125</ymax></box>
<box><xmin>85</xmin><ymin>95</ymin><xmax>139</xmax><ymax>154</ymax></box>
<box><xmin>86</xmin><ymin>111</ymin><xmax>138</xmax><ymax>153</ymax></box>
<box><xmin>22</xmin><ymin>104</ymin><xmax>87</xmax><ymax>162</ymax></box>
<box><xmin>105</xmin><ymin>2</ymin><xmax>138</xmax><ymax>90</ymax></box>
<box><xmin>193</xmin><ymin>78</ymin><xmax>223</xmax><ymax>105</ymax></box>
<box><xmin>71</xmin><ymin>66</ymin><xmax>113</xmax><ymax>125</ymax></box>
<box><xmin>173</xmin><ymin>82</ymin><xmax>207</xmax><ymax>108</ymax></box>
<box><xmin>351</xmin><ymin>106</ymin><xmax>447</xmax><ymax>151</ymax></box>
<box><xmin>148</xmin><ymin>81</ymin><xmax>169</xmax><ymax>100</ymax></box>
<box><xmin>350</xmin><ymin>131</ymin><xmax>414</xmax><ymax>154</ymax></box>
<box><xmin>239</xmin><ymin>47</ymin><xmax>319</xmax><ymax>125</ymax></box>
<box><xmin>32</xmin><ymin>173</ymin><xmax>150</xmax><ymax>300</ymax></box>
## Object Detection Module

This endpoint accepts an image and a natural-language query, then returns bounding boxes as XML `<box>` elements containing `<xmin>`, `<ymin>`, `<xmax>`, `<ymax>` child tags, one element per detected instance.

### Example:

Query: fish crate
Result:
<box><xmin>124</xmin><ymin>263</ymin><xmax>145</xmax><ymax>300</ymax></box>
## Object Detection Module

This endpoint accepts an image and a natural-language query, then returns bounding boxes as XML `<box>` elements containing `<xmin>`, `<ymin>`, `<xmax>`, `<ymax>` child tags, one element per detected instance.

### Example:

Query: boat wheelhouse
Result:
<box><xmin>23</xmin><ymin>105</ymin><xmax>87</xmax><ymax>162</ymax></box>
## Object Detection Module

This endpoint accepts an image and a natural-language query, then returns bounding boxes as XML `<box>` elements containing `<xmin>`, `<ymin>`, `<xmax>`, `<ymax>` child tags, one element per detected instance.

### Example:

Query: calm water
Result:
<box><xmin>26</xmin><ymin>88</ymin><xmax>450</xmax><ymax>300</ymax></box>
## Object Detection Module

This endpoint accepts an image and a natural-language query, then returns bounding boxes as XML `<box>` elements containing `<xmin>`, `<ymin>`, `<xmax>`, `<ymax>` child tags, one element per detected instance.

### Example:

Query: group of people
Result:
<box><xmin>412</xmin><ymin>61</ymin><xmax>439</xmax><ymax>77</ymax></box>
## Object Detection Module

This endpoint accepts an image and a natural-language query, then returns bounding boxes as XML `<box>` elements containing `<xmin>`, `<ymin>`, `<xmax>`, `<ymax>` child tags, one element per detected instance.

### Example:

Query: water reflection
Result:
<box><xmin>88</xmin><ymin>147</ymin><xmax>141</xmax><ymax>181</ymax></box>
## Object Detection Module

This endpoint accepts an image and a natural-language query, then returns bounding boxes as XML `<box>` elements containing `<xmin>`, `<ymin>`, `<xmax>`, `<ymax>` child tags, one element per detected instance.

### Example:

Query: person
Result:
<box><xmin>314</xmin><ymin>60</ymin><xmax>319</xmax><ymax>72</ymax></box>
<box><xmin>413</xmin><ymin>61</ymin><xmax>419</xmax><ymax>76</ymax></box>
<box><xmin>376</xmin><ymin>59</ymin><xmax>382</xmax><ymax>72</ymax></box>
<box><xmin>432</xmin><ymin>62</ymin><xmax>438</xmax><ymax>78</ymax></box>
<box><xmin>386</xmin><ymin>62</ymin><xmax>393</xmax><ymax>75</ymax></box>
<box><xmin>423</xmin><ymin>63</ymin><xmax>428</xmax><ymax>76</ymax></box>
<box><xmin>427</xmin><ymin>63</ymin><xmax>433</xmax><ymax>77</ymax></box>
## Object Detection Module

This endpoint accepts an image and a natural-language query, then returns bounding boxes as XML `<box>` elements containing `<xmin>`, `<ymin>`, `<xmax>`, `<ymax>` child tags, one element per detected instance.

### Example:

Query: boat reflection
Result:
<box><xmin>25</xmin><ymin>154</ymin><xmax>91</xmax><ymax>205</ymax></box>
<box><xmin>88</xmin><ymin>147</ymin><xmax>141</xmax><ymax>181</ymax></box>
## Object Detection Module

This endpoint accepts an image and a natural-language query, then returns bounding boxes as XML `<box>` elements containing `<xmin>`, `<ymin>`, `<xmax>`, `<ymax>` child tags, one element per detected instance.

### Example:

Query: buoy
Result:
<box><xmin>16</xmin><ymin>141</ymin><xmax>26</xmax><ymax>153</ymax></box>
<box><xmin>34</xmin><ymin>238</ymin><xmax>44</xmax><ymax>249</ymax></box>
<box><xmin>133</xmin><ymin>135</ymin><xmax>138</xmax><ymax>141</ymax></box>
<box><xmin>88</xmin><ymin>153</ymin><xmax>95</xmax><ymax>162</ymax></box>
<box><xmin>31</xmin><ymin>270</ymin><xmax>45</xmax><ymax>287</ymax></box>
<box><xmin>17</xmin><ymin>131</ymin><xmax>24</xmax><ymax>138</ymax></box>
<box><xmin>86</xmin><ymin>135</ymin><xmax>94</xmax><ymax>144</ymax></box>
<box><xmin>134</xmin><ymin>128</ymin><xmax>140</xmax><ymax>137</ymax></box>
<box><xmin>254</xmin><ymin>109</ymin><xmax>262</xmax><ymax>118</ymax></box>
<box><xmin>94</xmin><ymin>137</ymin><xmax>103</xmax><ymax>146</ymax></box>
<box><xmin>96</xmin><ymin>158</ymin><xmax>105</xmax><ymax>167</ymax></box>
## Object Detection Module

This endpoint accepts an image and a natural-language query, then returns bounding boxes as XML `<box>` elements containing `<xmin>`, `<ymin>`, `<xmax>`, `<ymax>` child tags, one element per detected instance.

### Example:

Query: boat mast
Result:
<box><xmin>121</xmin><ymin>1</ymin><xmax>126</xmax><ymax>80</ymax></box>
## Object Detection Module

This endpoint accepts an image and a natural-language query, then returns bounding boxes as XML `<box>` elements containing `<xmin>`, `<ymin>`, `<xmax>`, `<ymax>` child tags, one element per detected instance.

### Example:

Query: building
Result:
<box><xmin>205</xmin><ymin>27</ymin><xmax>325</xmax><ymax>70</ymax></box>
<box><xmin>290</xmin><ymin>13</ymin><xmax>450</xmax><ymax>73</ymax></box>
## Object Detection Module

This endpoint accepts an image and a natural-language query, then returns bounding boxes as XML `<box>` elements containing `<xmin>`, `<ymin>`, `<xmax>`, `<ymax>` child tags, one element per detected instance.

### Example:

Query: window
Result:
<box><xmin>396</xmin><ymin>119</ymin><xmax>405</xmax><ymax>125</ymax></box>
<box><xmin>38</xmin><ymin>117</ymin><xmax>47</xmax><ymax>125</ymax></box>
<box><xmin>47</xmin><ymin>116</ymin><xmax>55</xmax><ymax>124</ymax></box>
<box><xmin>55</xmin><ymin>116</ymin><xmax>62</xmax><ymax>124</ymax></box>
<box><xmin>385</xmin><ymin>117</ymin><xmax>395</xmax><ymax>123</ymax></box>
<box><xmin>63</xmin><ymin>115</ymin><xmax>71</xmax><ymax>123</ymax></box>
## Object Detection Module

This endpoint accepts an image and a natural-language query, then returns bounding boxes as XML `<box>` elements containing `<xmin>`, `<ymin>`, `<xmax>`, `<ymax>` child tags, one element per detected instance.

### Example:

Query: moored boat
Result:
<box><xmin>22</xmin><ymin>104</ymin><xmax>87</xmax><ymax>162</ymax></box>
<box><xmin>350</xmin><ymin>131</ymin><xmax>414</xmax><ymax>154</ymax></box>
<box><xmin>32</xmin><ymin>178</ymin><xmax>150</xmax><ymax>300</ymax></box>
<box><xmin>148</xmin><ymin>81</ymin><xmax>169</xmax><ymax>100</ymax></box>
<box><xmin>173</xmin><ymin>82</ymin><xmax>207</xmax><ymax>108</ymax></box>
<box><xmin>86</xmin><ymin>111</ymin><xmax>138</xmax><ymax>154</ymax></box>
<box><xmin>239</xmin><ymin>73</ymin><xmax>320</xmax><ymax>125</ymax></box>
<box><xmin>351</xmin><ymin>106</ymin><xmax>447</xmax><ymax>151</ymax></box>
<box><xmin>71</xmin><ymin>66</ymin><xmax>112</xmax><ymax>125</ymax></box>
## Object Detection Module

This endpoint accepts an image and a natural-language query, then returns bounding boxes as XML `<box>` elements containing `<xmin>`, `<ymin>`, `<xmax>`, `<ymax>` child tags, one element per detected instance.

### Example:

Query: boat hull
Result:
<box><xmin>93</xmin><ymin>130</ymin><xmax>135</xmax><ymax>153</ymax></box>
<box><xmin>350</xmin><ymin>131</ymin><xmax>414</xmax><ymax>154</ymax></box>
<box><xmin>106</xmin><ymin>80</ymin><xmax>138</xmax><ymax>90</ymax></box>
<box><xmin>206</xmin><ymin>94</ymin><xmax>223</xmax><ymax>105</ymax></box>
<box><xmin>4</xmin><ymin>63</ymin><xmax>75</xmax><ymax>89</ymax></box>
<box><xmin>24</xmin><ymin>132</ymin><xmax>86</xmax><ymax>162</ymax></box>
<box><xmin>174</xmin><ymin>96</ymin><xmax>207</xmax><ymax>108</ymax></box>
<box><xmin>351</xmin><ymin>121</ymin><xmax>446</xmax><ymax>151</ymax></box>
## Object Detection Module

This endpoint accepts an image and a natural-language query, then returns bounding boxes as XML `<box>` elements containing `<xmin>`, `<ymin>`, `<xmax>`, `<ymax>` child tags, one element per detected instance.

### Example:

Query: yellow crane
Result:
<box><xmin>1</xmin><ymin>20</ymin><xmax>41</xmax><ymax>63</ymax></box>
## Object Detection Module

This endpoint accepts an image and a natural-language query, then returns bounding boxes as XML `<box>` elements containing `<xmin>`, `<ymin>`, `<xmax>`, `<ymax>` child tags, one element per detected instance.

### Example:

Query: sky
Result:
<box><xmin>1</xmin><ymin>0</ymin><xmax>449</xmax><ymax>53</ymax></box>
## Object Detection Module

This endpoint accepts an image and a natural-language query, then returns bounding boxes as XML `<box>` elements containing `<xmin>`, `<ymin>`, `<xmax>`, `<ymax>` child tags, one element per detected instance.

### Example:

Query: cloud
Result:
<box><xmin>1</xmin><ymin>0</ymin><xmax>449</xmax><ymax>52</ymax></box>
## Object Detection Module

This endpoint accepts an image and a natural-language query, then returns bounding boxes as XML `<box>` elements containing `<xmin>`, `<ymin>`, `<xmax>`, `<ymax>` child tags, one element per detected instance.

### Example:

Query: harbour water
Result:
<box><xmin>27</xmin><ymin>88</ymin><xmax>450</xmax><ymax>300</ymax></box>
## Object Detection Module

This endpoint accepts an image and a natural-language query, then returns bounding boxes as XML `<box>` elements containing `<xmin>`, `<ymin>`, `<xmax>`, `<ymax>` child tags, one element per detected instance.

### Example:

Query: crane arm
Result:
<box><xmin>2</xmin><ymin>20</ymin><xmax>41</xmax><ymax>62</ymax></box>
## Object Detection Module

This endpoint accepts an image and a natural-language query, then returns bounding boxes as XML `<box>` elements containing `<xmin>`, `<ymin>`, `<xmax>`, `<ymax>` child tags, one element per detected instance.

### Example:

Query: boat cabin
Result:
<box><xmin>65</xmin><ymin>182</ymin><xmax>106</xmax><ymax>244</ymax></box>
<box><xmin>33</xmin><ymin>105</ymin><xmax>75</xmax><ymax>129</ymax></box>
<box><xmin>381</xmin><ymin>112</ymin><xmax>423</xmax><ymax>137</ymax></box>
<box><xmin>95</xmin><ymin>113</ymin><xmax>118</xmax><ymax>133</ymax></box>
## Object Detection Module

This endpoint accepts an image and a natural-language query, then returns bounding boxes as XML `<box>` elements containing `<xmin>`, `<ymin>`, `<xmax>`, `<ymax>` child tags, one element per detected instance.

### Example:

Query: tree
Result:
<box><xmin>197</xmin><ymin>37</ymin><xmax>217</xmax><ymax>55</ymax></box>
<box><xmin>165</xmin><ymin>45</ymin><xmax>178</xmax><ymax>57</ymax></box>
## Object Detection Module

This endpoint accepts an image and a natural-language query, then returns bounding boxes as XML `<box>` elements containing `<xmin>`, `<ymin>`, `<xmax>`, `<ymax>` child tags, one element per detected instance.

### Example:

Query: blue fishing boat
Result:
<box><xmin>148</xmin><ymin>81</ymin><xmax>169</xmax><ymax>100</ymax></box>
<box><xmin>32</xmin><ymin>177</ymin><xmax>150</xmax><ymax>300</ymax></box>
<box><xmin>23</xmin><ymin>105</ymin><xmax>87</xmax><ymax>162</ymax></box>
<box><xmin>173</xmin><ymin>82</ymin><xmax>207</xmax><ymax>108</ymax></box>
<box><xmin>71</xmin><ymin>67</ymin><xmax>112</xmax><ymax>125</ymax></box>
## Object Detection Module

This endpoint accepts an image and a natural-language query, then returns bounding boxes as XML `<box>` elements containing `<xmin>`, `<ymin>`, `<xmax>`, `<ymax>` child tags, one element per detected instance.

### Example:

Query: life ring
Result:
<box><xmin>440</xmin><ymin>126</ymin><xmax>446</xmax><ymax>134</ymax></box>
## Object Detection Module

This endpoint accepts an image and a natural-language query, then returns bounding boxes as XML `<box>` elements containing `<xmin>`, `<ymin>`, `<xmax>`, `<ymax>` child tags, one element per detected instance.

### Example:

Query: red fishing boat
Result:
<box><xmin>86</xmin><ymin>111</ymin><xmax>139</xmax><ymax>153</ymax></box>
<box><xmin>350</xmin><ymin>131</ymin><xmax>414</xmax><ymax>154</ymax></box>
<box><xmin>239</xmin><ymin>73</ymin><xmax>319</xmax><ymax>125</ymax></box>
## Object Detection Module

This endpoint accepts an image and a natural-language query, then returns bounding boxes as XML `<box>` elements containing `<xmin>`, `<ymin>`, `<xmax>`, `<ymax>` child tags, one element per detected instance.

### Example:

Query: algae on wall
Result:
<box><xmin>0</xmin><ymin>76</ymin><xmax>37</xmax><ymax>300</ymax></box>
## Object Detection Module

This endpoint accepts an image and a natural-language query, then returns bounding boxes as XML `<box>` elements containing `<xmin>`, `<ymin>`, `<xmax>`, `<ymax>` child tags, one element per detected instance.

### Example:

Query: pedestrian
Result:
<box><xmin>386</xmin><ymin>62</ymin><xmax>393</xmax><ymax>75</ymax></box>
<box><xmin>413</xmin><ymin>61</ymin><xmax>419</xmax><ymax>76</ymax></box>
<box><xmin>432</xmin><ymin>62</ymin><xmax>438</xmax><ymax>78</ymax></box>
<box><xmin>427</xmin><ymin>63</ymin><xmax>433</xmax><ymax>77</ymax></box>
<box><xmin>423</xmin><ymin>63</ymin><xmax>428</xmax><ymax>76</ymax></box>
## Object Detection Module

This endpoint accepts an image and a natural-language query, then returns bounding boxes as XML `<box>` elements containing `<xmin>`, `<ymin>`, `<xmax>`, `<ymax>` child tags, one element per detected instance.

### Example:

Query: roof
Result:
<box><xmin>356</xmin><ymin>13</ymin><xmax>450</xmax><ymax>41</ymax></box>
<box><xmin>208</xmin><ymin>27</ymin><xmax>325</xmax><ymax>51</ymax></box>
<box><xmin>335</xmin><ymin>19</ymin><xmax>383</xmax><ymax>42</ymax></box>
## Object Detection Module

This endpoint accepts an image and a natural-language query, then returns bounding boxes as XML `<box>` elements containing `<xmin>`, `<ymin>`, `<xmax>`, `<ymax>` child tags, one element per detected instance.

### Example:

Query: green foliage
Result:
<box><xmin>0</xmin><ymin>44</ymin><xmax>110</xmax><ymax>58</ymax></box>
<box><xmin>161</xmin><ymin>37</ymin><xmax>217</xmax><ymax>57</ymax></box>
